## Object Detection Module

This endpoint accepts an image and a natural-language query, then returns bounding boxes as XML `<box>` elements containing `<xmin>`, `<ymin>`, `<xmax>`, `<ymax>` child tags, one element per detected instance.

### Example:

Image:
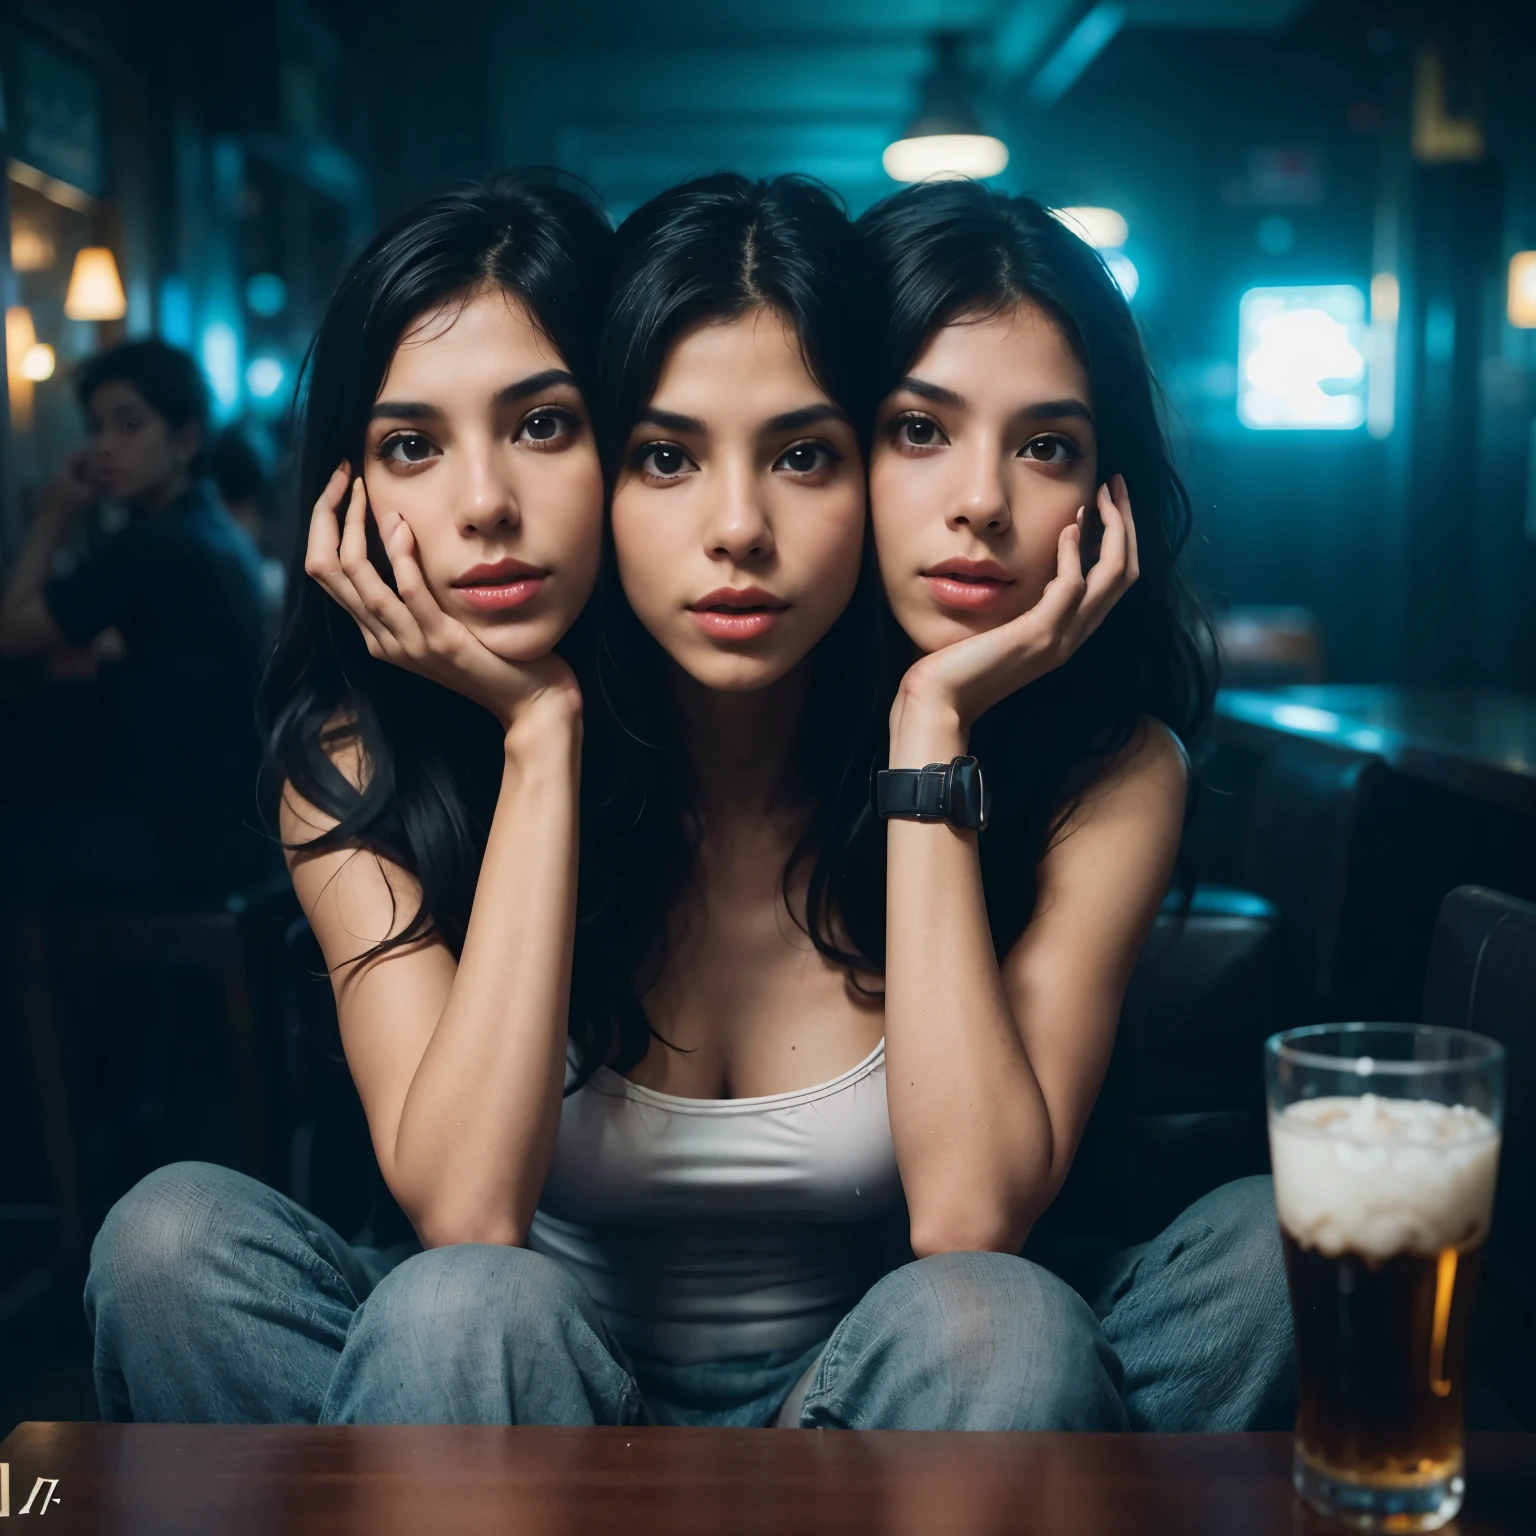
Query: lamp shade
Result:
<box><xmin>884</xmin><ymin>32</ymin><xmax>1009</xmax><ymax>184</ymax></box>
<box><xmin>65</xmin><ymin>247</ymin><xmax>127</xmax><ymax>321</ymax></box>
<box><xmin>883</xmin><ymin>134</ymin><xmax>1009</xmax><ymax>183</ymax></box>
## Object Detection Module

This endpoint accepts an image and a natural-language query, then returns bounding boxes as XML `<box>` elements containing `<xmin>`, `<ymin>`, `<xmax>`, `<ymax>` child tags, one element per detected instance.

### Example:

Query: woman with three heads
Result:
<box><xmin>87</xmin><ymin>171</ymin><xmax>1295</xmax><ymax>1430</ymax></box>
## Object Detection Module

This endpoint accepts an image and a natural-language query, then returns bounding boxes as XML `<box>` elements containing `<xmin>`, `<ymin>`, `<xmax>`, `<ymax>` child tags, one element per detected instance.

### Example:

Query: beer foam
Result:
<box><xmin>1270</xmin><ymin>1095</ymin><xmax>1500</xmax><ymax>1260</ymax></box>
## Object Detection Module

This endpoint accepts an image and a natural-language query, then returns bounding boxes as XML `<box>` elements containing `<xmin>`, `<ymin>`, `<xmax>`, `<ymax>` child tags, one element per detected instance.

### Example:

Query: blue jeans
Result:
<box><xmin>84</xmin><ymin>1162</ymin><xmax>1294</xmax><ymax>1430</ymax></box>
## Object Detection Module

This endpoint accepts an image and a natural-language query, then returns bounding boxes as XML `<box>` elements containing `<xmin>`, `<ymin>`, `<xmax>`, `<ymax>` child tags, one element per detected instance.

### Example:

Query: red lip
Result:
<box><xmin>452</xmin><ymin>558</ymin><xmax>548</xmax><ymax>612</ymax></box>
<box><xmin>686</xmin><ymin>586</ymin><xmax>789</xmax><ymax>642</ymax></box>
<box><xmin>922</xmin><ymin>558</ymin><xmax>1014</xmax><ymax>583</ymax></box>
<box><xmin>921</xmin><ymin>558</ymin><xmax>1016</xmax><ymax>613</ymax></box>
<box><xmin>688</xmin><ymin>586</ymin><xmax>790</xmax><ymax>612</ymax></box>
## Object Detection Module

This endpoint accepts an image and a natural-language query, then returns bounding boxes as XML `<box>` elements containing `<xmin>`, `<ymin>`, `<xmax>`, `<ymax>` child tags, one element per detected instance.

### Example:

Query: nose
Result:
<box><xmin>456</xmin><ymin>438</ymin><xmax>520</xmax><ymax>538</ymax></box>
<box><xmin>946</xmin><ymin>444</ymin><xmax>1012</xmax><ymax>536</ymax></box>
<box><xmin>704</xmin><ymin>456</ymin><xmax>774</xmax><ymax>564</ymax></box>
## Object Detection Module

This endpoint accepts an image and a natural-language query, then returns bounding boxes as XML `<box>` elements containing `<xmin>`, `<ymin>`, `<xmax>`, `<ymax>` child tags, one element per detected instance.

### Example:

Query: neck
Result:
<box><xmin>668</xmin><ymin>658</ymin><xmax>812</xmax><ymax>819</ymax></box>
<box><xmin>134</xmin><ymin>467</ymin><xmax>192</xmax><ymax>516</ymax></box>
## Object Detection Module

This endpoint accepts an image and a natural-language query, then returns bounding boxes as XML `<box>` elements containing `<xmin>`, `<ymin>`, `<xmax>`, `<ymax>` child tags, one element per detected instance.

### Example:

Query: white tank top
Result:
<box><xmin>528</xmin><ymin>1040</ymin><xmax>909</xmax><ymax>1366</ymax></box>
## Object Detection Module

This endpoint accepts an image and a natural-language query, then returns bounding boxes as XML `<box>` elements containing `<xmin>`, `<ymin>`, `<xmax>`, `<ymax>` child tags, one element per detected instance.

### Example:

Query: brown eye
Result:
<box><xmin>638</xmin><ymin>443</ymin><xmax>691</xmax><ymax>479</ymax></box>
<box><xmin>774</xmin><ymin>441</ymin><xmax>836</xmax><ymax>475</ymax></box>
<box><xmin>519</xmin><ymin>409</ymin><xmax>573</xmax><ymax>445</ymax></box>
<box><xmin>892</xmin><ymin>413</ymin><xmax>947</xmax><ymax>449</ymax></box>
<box><xmin>1020</xmin><ymin>435</ymin><xmax>1076</xmax><ymax>465</ymax></box>
<box><xmin>381</xmin><ymin>432</ymin><xmax>438</xmax><ymax>464</ymax></box>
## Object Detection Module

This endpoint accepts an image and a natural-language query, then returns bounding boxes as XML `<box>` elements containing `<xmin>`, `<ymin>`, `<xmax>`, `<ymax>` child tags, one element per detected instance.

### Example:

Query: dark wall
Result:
<box><xmin>996</xmin><ymin>1</ymin><xmax>1536</xmax><ymax>690</ymax></box>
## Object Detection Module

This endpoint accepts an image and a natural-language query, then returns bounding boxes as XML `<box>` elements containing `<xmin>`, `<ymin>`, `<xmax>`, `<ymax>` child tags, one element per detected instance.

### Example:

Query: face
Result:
<box><xmin>363</xmin><ymin>285</ymin><xmax>604</xmax><ymax>662</ymax></box>
<box><xmin>610</xmin><ymin>307</ymin><xmax>866</xmax><ymax>693</ymax></box>
<box><xmin>869</xmin><ymin>302</ymin><xmax>1099</xmax><ymax>654</ymax></box>
<box><xmin>86</xmin><ymin>380</ymin><xmax>199</xmax><ymax>505</ymax></box>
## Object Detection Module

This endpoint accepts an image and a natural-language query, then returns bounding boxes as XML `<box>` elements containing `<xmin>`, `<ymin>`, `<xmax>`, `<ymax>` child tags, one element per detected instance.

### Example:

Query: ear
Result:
<box><xmin>174</xmin><ymin>419</ymin><xmax>205</xmax><ymax>468</ymax></box>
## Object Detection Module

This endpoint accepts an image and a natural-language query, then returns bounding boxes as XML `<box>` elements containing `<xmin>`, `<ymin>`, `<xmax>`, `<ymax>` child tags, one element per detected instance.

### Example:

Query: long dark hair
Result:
<box><xmin>570</xmin><ymin>174</ymin><xmax>887</xmax><ymax>1085</ymax></box>
<box><xmin>856</xmin><ymin>181</ymin><xmax>1217</xmax><ymax>957</ymax></box>
<box><xmin>259</xmin><ymin>171</ymin><xmax>612</xmax><ymax>961</ymax></box>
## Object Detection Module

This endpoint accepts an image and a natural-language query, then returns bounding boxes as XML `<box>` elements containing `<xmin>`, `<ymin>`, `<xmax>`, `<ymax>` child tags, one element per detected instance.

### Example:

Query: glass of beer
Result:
<box><xmin>1266</xmin><ymin>1023</ymin><xmax>1504</xmax><ymax>1532</ymax></box>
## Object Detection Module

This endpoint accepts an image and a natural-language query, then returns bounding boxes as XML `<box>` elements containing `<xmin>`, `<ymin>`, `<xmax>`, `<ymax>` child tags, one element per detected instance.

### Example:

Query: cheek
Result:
<box><xmin>869</xmin><ymin>459</ymin><xmax>936</xmax><ymax>579</ymax></box>
<box><xmin>610</xmin><ymin>492</ymin><xmax>675</xmax><ymax>617</ymax></box>
<box><xmin>363</xmin><ymin>466</ymin><xmax>454</xmax><ymax>585</ymax></box>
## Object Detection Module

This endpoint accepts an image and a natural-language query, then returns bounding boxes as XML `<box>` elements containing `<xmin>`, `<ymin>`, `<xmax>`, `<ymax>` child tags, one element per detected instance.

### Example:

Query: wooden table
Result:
<box><xmin>1</xmin><ymin>1424</ymin><xmax>1532</xmax><ymax>1534</ymax></box>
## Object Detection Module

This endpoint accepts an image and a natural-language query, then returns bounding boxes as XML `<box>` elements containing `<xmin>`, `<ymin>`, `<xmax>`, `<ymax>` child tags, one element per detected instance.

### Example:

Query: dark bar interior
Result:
<box><xmin>1</xmin><ymin>0</ymin><xmax>1533</xmax><ymax>1521</ymax></box>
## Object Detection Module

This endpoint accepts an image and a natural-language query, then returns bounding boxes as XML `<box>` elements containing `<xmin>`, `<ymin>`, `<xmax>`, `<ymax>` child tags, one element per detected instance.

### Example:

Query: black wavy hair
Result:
<box><xmin>259</xmin><ymin>171</ymin><xmax>612</xmax><ymax>961</ymax></box>
<box><xmin>856</xmin><ymin>181</ymin><xmax>1217</xmax><ymax>957</ymax></box>
<box><xmin>570</xmin><ymin>173</ymin><xmax>888</xmax><ymax>1085</ymax></box>
<box><xmin>76</xmin><ymin>338</ymin><xmax>212</xmax><ymax>477</ymax></box>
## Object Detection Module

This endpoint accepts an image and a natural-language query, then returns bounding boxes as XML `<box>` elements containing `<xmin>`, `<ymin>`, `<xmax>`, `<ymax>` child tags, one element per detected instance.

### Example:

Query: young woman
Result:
<box><xmin>84</xmin><ymin>173</ymin><xmax>613</xmax><ymax>1422</ymax></box>
<box><xmin>857</xmin><ymin>179</ymin><xmax>1295</xmax><ymax>1430</ymax></box>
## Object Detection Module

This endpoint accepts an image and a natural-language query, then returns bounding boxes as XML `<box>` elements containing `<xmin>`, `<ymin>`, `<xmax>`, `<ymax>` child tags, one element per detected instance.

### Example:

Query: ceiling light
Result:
<box><xmin>1509</xmin><ymin>252</ymin><xmax>1536</xmax><ymax>328</ymax></box>
<box><xmin>65</xmin><ymin>247</ymin><xmax>127</xmax><ymax>321</ymax></box>
<box><xmin>21</xmin><ymin>343</ymin><xmax>56</xmax><ymax>381</ymax></box>
<box><xmin>1051</xmin><ymin>206</ymin><xmax>1128</xmax><ymax>250</ymax></box>
<box><xmin>884</xmin><ymin>33</ymin><xmax>1009</xmax><ymax>184</ymax></box>
<box><xmin>11</xmin><ymin>226</ymin><xmax>55</xmax><ymax>272</ymax></box>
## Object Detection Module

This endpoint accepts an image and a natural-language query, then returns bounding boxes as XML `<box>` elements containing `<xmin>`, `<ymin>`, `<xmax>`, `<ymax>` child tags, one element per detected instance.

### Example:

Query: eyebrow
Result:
<box><xmin>370</xmin><ymin>368</ymin><xmax>579</xmax><ymax>422</ymax></box>
<box><xmin>765</xmin><ymin>403</ymin><xmax>847</xmax><ymax>433</ymax></box>
<box><xmin>633</xmin><ymin>402</ymin><xmax>847</xmax><ymax>437</ymax></box>
<box><xmin>895</xmin><ymin>376</ymin><xmax>1095</xmax><ymax>425</ymax></box>
<box><xmin>635</xmin><ymin>406</ymin><xmax>706</xmax><ymax>435</ymax></box>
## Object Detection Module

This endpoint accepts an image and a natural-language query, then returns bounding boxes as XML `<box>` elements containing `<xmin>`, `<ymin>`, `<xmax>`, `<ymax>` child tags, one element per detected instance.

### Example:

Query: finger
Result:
<box><xmin>1071</xmin><ymin>484</ymin><xmax>1136</xmax><ymax>645</ymax></box>
<box><xmin>303</xmin><ymin>465</ymin><xmax>353</xmax><ymax>584</ymax></box>
<box><xmin>309</xmin><ymin>477</ymin><xmax>392</xmax><ymax>645</ymax></box>
<box><xmin>1024</xmin><ymin>520</ymin><xmax>1090</xmax><ymax>637</ymax></box>
<box><xmin>380</xmin><ymin>511</ymin><xmax>454</xmax><ymax>643</ymax></box>
<box><xmin>1113</xmin><ymin>473</ymin><xmax>1140</xmax><ymax>584</ymax></box>
<box><xmin>339</xmin><ymin>480</ymin><xmax>423</xmax><ymax>645</ymax></box>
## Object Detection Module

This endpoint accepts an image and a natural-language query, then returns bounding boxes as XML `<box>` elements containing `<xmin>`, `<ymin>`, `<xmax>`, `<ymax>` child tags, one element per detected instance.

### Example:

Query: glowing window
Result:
<box><xmin>1238</xmin><ymin>285</ymin><xmax>1367</xmax><ymax>431</ymax></box>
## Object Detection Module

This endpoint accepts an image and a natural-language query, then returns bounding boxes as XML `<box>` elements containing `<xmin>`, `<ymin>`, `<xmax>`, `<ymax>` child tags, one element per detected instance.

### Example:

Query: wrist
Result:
<box><xmin>889</xmin><ymin>681</ymin><xmax>968</xmax><ymax>770</ymax></box>
<box><xmin>502</xmin><ymin>690</ymin><xmax>582</xmax><ymax>766</ymax></box>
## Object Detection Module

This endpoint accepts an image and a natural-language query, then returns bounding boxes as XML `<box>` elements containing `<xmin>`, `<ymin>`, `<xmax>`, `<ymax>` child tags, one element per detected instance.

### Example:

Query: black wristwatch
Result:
<box><xmin>875</xmin><ymin>755</ymin><xmax>990</xmax><ymax>831</ymax></box>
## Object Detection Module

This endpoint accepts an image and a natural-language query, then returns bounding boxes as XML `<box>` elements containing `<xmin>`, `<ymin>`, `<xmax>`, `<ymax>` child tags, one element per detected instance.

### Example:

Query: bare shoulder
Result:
<box><xmin>276</xmin><ymin>714</ymin><xmax>422</xmax><ymax>954</ymax></box>
<box><xmin>1062</xmin><ymin>715</ymin><xmax>1188</xmax><ymax>834</ymax></box>
<box><xmin>278</xmin><ymin>711</ymin><xmax>370</xmax><ymax>849</ymax></box>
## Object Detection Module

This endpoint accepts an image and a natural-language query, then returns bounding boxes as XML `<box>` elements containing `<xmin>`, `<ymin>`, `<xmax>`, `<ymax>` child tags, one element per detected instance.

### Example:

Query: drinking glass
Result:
<box><xmin>1265</xmin><ymin>1023</ymin><xmax>1505</xmax><ymax>1532</ymax></box>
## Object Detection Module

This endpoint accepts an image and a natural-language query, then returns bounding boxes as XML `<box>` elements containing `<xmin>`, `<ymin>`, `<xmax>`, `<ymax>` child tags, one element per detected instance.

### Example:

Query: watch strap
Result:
<box><xmin>875</xmin><ymin>762</ymin><xmax>951</xmax><ymax>821</ymax></box>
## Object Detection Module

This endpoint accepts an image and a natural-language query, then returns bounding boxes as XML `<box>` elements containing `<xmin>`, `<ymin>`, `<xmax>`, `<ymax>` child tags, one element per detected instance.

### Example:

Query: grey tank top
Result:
<box><xmin>528</xmin><ymin>1040</ymin><xmax>909</xmax><ymax>1367</ymax></box>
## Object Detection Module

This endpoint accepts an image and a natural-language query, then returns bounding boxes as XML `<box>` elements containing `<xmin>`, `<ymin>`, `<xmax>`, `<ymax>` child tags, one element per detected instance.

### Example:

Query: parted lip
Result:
<box><xmin>922</xmin><ymin>558</ymin><xmax>1013</xmax><ymax>583</ymax></box>
<box><xmin>687</xmin><ymin>586</ymin><xmax>790</xmax><ymax>611</ymax></box>
<box><xmin>452</xmin><ymin>559</ymin><xmax>546</xmax><ymax>587</ymax></box>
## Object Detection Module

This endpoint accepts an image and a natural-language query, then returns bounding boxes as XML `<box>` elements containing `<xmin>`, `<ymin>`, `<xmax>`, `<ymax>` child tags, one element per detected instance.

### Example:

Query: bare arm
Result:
<box><xmin>884</xmin><ymin>475</ymin><xmax>1183</xmax><ymax>1255</ymax></box>
<box><xmin>285</xmin><ymin>467</ymin><xmax>583</xmax><ymax>1248</ymax></box>
<box><xmin>283</xmin><ymin>700</ymin><xmax>579</xmax><ymax>1249</ymax></box>
<box><xmin>0</xmin><ymin>456</ymin><xmax>96</xmax><ymax>657</ymax></box>
<box><xmin>884</xmin><ymin>715</ymin><xmax>1185</xmax><ymax>1256</ymax></box>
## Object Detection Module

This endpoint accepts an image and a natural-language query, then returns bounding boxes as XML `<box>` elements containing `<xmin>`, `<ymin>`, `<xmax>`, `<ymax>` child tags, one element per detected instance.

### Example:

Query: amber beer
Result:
<box><xmin>1266</xmin><ymin>1027</ymin><xmax>1504</xmax><ymax>1533</ymax></box>
<box><xmin>1283</xmin><ymin>1232</ymin><xmax>1485</xmax><ymax>1486</ymax></box>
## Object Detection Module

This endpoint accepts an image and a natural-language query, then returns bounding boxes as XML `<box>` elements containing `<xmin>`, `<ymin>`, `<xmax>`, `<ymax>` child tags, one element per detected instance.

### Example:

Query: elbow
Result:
<box><xmin>908</xmin><ymin>1210</ymin><xmax>1029</xmax><ymax>1260</ymax></box>
<box><xmin>396</xmin><ymin>1187</ymin><xmax>529</xmax><ymax>1250</ymax></box>
<box><xmin>415</xmin><ymin>1212</ymin><xmax>528</xmax><ymax>1251</ymax></box>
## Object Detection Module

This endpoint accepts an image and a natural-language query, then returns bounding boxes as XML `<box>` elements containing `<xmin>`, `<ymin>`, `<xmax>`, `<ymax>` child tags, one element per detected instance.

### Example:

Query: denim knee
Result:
<box><xmin>804</xmin><ymin>1250</ymin><xmax>1127</xmax><ymax>1431</ymax></box>
<box><xmin>1105</xmin><ymin>1174</ymin><xmax>1295</xmax><ymax>1431</ymax></box>
<box><xmin>348</xmin><ymin>1243</ymin><xmax>596</xmax><ymax>1353</ymax></box>
<box><xmin>324</xmin><ymin>1244</ymin><xmax>638</xmax><ymax>1425</ymax></box>
<box><xmin>87</xmin><ymin>1160</ymin><xmax>278</xmax><ymax>1324</ymax></box>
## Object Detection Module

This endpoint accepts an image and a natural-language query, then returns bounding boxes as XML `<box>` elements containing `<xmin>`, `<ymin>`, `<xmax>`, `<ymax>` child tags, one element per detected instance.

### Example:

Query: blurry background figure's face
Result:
<box><xmin>610</xmin><ymin>306</ymin><xmax>866</xmax><ymax>694</ymax></box>
<box><xmin>86</xmin><ymin>381</ymin><xmax>199</xmax><ymax>508</ymax></box>
<box><xmin>362</xmin><ymin>285</ymin><xmax>604</xmax><ymax>663</ymax></box>
<box><xmin>869</xmin><ymin>303</ymin><xmax>1099</xmax><ymax>656</ymax></box>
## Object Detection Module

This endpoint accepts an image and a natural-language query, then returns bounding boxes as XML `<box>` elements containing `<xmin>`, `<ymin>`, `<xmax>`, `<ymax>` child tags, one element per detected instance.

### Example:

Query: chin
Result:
<box><xmin>675</xmin><ymin>647</ymin><xmax>801</xmax><ymax>694</ymax></box>
<box><xmin>473</xmin><ymin>620</ymin><xmax>565</xmax><ymax>664</ymax></box>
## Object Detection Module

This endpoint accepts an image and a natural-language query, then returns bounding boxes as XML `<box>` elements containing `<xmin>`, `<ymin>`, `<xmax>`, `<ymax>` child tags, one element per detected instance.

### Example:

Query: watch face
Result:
<box><xmin>949</xmin><ymin>756</ymin><xmax>986</xmax><ymax>830</ymax></box>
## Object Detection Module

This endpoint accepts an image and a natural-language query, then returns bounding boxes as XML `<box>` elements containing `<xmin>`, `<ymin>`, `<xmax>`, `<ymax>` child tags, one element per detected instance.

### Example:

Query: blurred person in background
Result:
<box><xmin>211</xmin><ymin>423</ymin><xmax>287</xmax><ymax>633</ymax></box>
<box><xmin>0</xmin><ymin>338</ymin><xmax>272</xmax><ymax>898</ymax></box>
